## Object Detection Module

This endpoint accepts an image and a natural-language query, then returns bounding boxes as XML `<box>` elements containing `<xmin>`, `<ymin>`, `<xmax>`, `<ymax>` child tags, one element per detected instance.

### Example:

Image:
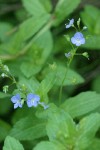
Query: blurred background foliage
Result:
<box><xmin>0</xmin><ymin>0</ymin><xmax>100</xmax><ymax>149</ymax></box>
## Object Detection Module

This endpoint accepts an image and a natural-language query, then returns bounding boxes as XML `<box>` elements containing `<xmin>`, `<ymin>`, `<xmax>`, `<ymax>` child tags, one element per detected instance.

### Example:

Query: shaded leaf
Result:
<box><xmin>0</xmin><ymin>120</ymin><xmax>11</xmax><ymax>141</ymax></box>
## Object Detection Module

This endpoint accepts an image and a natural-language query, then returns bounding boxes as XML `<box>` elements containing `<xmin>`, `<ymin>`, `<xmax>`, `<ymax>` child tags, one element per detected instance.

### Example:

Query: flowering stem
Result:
<box><xmin>59</xmin><ymin>48</ymin><xmax>77</xmax><ymax>105</ymax></box>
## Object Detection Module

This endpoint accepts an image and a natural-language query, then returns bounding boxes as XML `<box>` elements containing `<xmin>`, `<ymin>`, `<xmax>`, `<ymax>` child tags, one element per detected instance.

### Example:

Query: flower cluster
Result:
<box><xmin>65</xmin><ymin>19</ymin><xmax>86</xmax><ymax>47</ymax></box>
<box><xmin>65</xmin><ymin>18</ymin><xmax>89</xmax><ymax>60</ymax></box>
<box><xmin>11</xmin><ymin>93</ymin><xmax>49</xmax><ymax>110</ymax></box>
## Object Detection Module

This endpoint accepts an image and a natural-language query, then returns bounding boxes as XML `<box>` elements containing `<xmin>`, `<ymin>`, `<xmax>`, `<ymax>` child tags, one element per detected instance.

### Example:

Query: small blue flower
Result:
<box><xmin>71</xmin><ymin>32</ymin><xmax>85</xmax><ymax>46</ymax></box>
<box><xmin>11</xmin><ymin>94</ymin><xmax>23</xmax><ymax>109</ymax></box>
<box><xmin>27</xmin><ymin>93</ymin><xmax>40</xmax><ymax>107</ymax></box>
<box><xmin>65</xmin><ymin>19</ymin><xmax>74</xmax><ymax>29</ymax></box>
<box><xmin>65</xmin><ymin>52</ymin><xmax>71</xmax><ymax>58</ymax></box>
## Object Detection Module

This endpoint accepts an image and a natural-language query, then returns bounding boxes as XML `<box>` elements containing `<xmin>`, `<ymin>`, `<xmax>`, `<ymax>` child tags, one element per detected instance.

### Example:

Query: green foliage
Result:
<box><xmin>61</xmin><ymin>91</ymin><xmax>100</xmax><ymax>118</ymax></box>
<box><xmin>22</xmin><ymin>0</ymin><xmax>48</xmax><ymax>17</ymax></box>
<box><xmin>75</xmin><ymin>113</ymin><xmax>100</xmax><ymax>149</ymax></box>
<box><xmin>53</xmin><ymin>0</ymin><xmax>81</xmax><ymax>26</ymax></box>
<box><xmin>34</xmin><ymin>107</ymin><xmax>100</xmax><ymax>150</ymax></box>
<box><xmin>81</xmin><ymin>5</ymin><xmax>100</xmax><ymax>49</ymax></box>
<box><xmin>3</xmin><ymin>136</ymin><xmax>24</xmax><ymax>150</ymax></box>
<box><xmin>9</xmin><ymin>115</ymin><xmax>47</xmax><ymax>140</ymax></box>
<box><xmin>55</xmin><ymin>65</ymin><xmax>84</xmax><ymax>86</ymax></box>
<box><xmin>92</xmin><ymin>76</ymin><xmax>100</xmax><ymax>93</ymax></box>
<box><xmin>34</xmin><ymin>141</ymin><xmax>65</xmax><ymax>150</ymax></box>
<box><xmin>0</xmin><ymin>0</ymin><xmax>100</xmax><ymax>149</ymax></box>
<box><xmin>0</xmin><ymin>120</ymin><xmax>11</xmax><ymax>141</ymax></box>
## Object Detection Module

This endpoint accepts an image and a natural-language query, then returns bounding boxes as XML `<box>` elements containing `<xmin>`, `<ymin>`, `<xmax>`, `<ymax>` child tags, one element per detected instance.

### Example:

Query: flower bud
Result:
<box><xmin>82</xmin><ymin>52</ymin><xmax>89</xmax><ymax>60</ymax></box>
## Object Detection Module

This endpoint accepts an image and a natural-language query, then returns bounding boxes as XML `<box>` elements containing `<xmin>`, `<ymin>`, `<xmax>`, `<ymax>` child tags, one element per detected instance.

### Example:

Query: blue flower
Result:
<box><xmin>27</xmin><ymin>93</ymin><xmax>40</xmax><ymax>107</ymax></box>
<box><xmin>71</xmin><ymin>32</ymin><xmax>85</xmax><ymax>46</ymax></box>
<box><xmin>65</xmin><ymin>19</ymin><xmax>74</xmax><ymax>29</ymax></box>
<box><xmin>11</xmin><ymin>94</ymin><xmax>23</xmax><ymax>109</ymax></box>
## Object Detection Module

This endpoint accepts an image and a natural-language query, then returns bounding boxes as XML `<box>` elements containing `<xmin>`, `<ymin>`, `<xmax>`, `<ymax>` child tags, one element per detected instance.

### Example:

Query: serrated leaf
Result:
<box><xmin>9</xmin><ymin>116</ymin><xmax>46</xmax><ymax>140</ymax></box>
<box><xmin>61</xmin><ymin>91</ymin><xmax>100</xmax><ymax>118</ymax></box>
<box><xmin>46</xmin><ymin>108</ymin><xmax>76</xmax><ymax>147</ymax></box>
<box><xmin>22</xmin><ymin>0</ymin><xmax>47</xmax><ymax>17</ymax></box>
<box><xmin>53</xmin><ymin>0</ymin><xmax>80</xmax><ymax>26</ymax></box>
<box><xmin>55</xmin><ymin>65</ymin><xmax>84</xmax><ymax>86</ymax></box>
<box><xmin>3</xmin><ymin>136</ymin><xmax>24</xmax><ymax>150</ymax></box>
<box><xmin>75</xmin><ymin>113</ymin><xmax>100</xmax><ymax>149</ymax></box>
<box><xmin>20</xmin><ymin>30</ymin><xmax>53</xmax><ymax>77</ymax></box>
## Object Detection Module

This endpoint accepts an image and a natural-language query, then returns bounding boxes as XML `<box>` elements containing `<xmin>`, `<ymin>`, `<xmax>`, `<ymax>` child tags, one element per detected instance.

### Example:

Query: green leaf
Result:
<box><xmin>3</xmin><ymin>136</ymin><xmax>24</xmax><ymax>150</ymax></box>
<box><xmin>0</xmin><ymin>120</ymin><xmax>11</xmax><ymax>141</ymax></box>
<box><xmin>18</xmin><ymin>77</ymin><xmax>40</xmax><ymax>93</ymax></box>
<box><xmin>53</xmin><ymin>0</ymin><xmax>80</xmax><ymax>26</ymax></box>
<box><xmin>39</xmin><ymin>0</ymin><xmax>52</xmax><ymax>13</ymax></box>
<box><xmin>46</xmin><ymin>108</ymin><xmax>76</xmax><ymax>147</ymax></box>
<box><xmin>81</xmin><ymin>5</ymin><xmax>100</xmax><ymax>35</ymax></box>
<box><xmin>11</xmin><ymin>105</ymin><xmax>36</xmax><ymax>124</ymax></box>
<box><xmin>20</xmin><ymin>62</ymin><xmax>41</xmax><ymax>78</ymax></box>
<box><xmin>0</xmin><ymin>22</ymin><xmax>12</xmax><ymax>42</ymax></box>
<box><xmin>0</xmin><ymin>14</ymin><xmax>50</xmax><ymax>55</ymax></box>
<box><xmin>92</xmin><ymin>76</ymin><xmax>100</xmax><ymax>93</ymax></box>
<box><xmin>0</xmin><ymin>92</ymin><xmax>10</xmax><ymax>98</ymax></box>
<box><xmin>34</xmin><ymin>141</ymin><xmax>65</xmax><ymax>150</ymax></box>
<box><xmin>61</xmin><ymin>91</ymin><xmax>100</xmax><ymax>118</ymax></box>
<box><xmin>82</xmin><ymin>35</ymin><xmax>100</xmax><ymax>50</ymax></box>
<box><xmin>22</xmin><ymin>0</ymin><xmax>47</xmax><ymax>17</ymax></box>
<box><xmin>55</xmin><ymin>65</ymin><xmax>84</xmax><ymax>86</ymax></box>
<box><xmin>9</xmin><ymin>115</ymin><xmax>46</xmax><ymax>140</ymax></box>
<box><xmin>0</xmin><ymin>98</ymin><xmax>11</xmax><ymax>115</ymax></box>
<box><xmin>37</xmin><ymin>69</ymin><xmax>57</xmax><ymax>99</ymax></box>
<box><xmin>81</xmin><ymin>6</ymin><xmax>100</xmax><ymax>49</ymax></box>
<box><xmin>20</xmin><ymin>30</ymin><xmax>53</xmax><ymax>77</ymax></box>
<box><xmin>87</xmin><ymin>139</ymin><xmax>100</xmax><ymax>150</ymax></box>
<box><xmin>75</xmin><ymin>113</ymin><xmax>100</xmax><ymax>149</ymax></box>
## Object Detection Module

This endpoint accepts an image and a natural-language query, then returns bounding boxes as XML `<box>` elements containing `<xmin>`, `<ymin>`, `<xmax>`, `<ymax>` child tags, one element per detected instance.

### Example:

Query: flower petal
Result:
<box><xmin>18</xmin><ymin>102</ymin><xmax>23</xmax><ymax>108</ymax></box>
<box><xmin>75</xmin><ymin>41</ymin><xmax>81</xmax><ymax>46</ymax></box>
<box><xmin>80</xmin><ymin>38</ymin><xmax>85</xmax><ymax>44</ymax></box>
<box><xmin>74</xmin><ymin>32</ymin><xmax>83</xmax><ymax>38</ymax></box>
<box><xmin>71</xmin><ymin>37</ymin><xmax>76</xmax><ymax>44</ymax></box>
<box><xmin>14</xmin><ymin>103</ymin><xmax>19</xmax><ymax>109</ymax></box>
<box><xmin>27</xmin><ymin>93</ymin><xmax>34</xmax><ymax>100</ymax></box>
<box><xmin>27</xmin><ymin>99</ymin><xmax>33</xmax><ymax>107</ymax></box>
<box><xmin>11</xmin><ymin>94</ymin><xmax>21</xmax><ymax>103</ymax></box>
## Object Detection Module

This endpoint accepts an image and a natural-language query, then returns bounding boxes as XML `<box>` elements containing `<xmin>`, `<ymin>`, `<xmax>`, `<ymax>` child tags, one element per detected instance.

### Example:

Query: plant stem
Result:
<box><xmin>59</xmin><ymin>48</ymin><xmax>77</xmax><ymax>105</ymax></box>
